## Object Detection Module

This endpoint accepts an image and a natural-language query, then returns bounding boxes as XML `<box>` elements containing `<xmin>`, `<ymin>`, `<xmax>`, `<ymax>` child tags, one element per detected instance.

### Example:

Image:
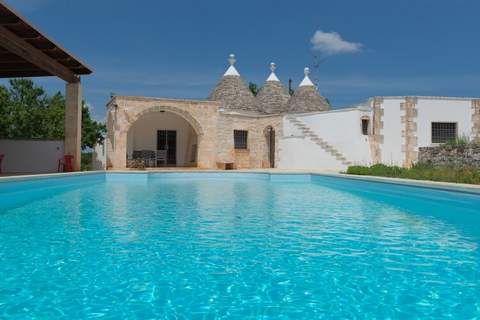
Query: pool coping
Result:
<box><xmin>0</xmin><ymin>169</ymin><xmax>479</xmax><ymax>195</ymax></box>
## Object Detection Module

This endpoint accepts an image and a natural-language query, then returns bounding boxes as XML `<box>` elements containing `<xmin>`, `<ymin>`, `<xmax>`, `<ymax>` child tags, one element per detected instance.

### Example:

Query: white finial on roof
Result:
<box><xmin>224</xmin><ymin>53</ymin><xmax>240</xmax><ymax>76</ymax></box>
<box><xmin>266</xmin><ymin>62</ymin><xmax>280</xmax><ymax>82</ymax></box>
<box><xmin>299</xmin><ymin>66</ymin><xmax>314</xmax><ymax>87</ymax></box>
<box><xmin>228</xmin><ymin>53</ymin><xmax>236</xmax><ymax>66</ymax></box>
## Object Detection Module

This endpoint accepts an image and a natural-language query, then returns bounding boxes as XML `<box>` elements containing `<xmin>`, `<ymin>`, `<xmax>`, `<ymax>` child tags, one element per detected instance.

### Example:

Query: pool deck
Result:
<box><xmin>1</xmin><ymin>168</ymin><xmax>480</xmax><ymax>194</ymax></box>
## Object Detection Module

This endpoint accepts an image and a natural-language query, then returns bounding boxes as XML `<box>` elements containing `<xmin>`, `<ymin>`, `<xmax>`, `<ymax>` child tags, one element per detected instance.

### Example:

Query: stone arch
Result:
<box><xmin>360</xmin><ymin>115</ymin><xmax>371</xmax><ymax>135</ymax></box>
<box><xmin>125</xmin><ymin>105</ymin><xmax>204</xmax><ymax>137</ymax></box>
<box><xmin>263</xmin><ymin>125</ymin><xmax>275</xmax><ymax>136</ymax></box>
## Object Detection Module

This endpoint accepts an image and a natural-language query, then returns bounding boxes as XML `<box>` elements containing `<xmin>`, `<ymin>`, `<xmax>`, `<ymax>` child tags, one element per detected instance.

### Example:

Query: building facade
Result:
<box><xmin>104</xmin><ymin>54</ymin><xmax>480</xmax><ymax>171</ymax></box>
<box><xmin>106</xmin><ymin>55</ymin><xmax>326</xmax><ymax>170</ymax></box>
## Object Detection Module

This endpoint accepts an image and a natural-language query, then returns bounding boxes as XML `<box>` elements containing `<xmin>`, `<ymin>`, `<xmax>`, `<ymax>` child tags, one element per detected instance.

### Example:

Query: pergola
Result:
<box><xmin>0</xmin><ymin>2</ymin><xmax>92</xmax><ymax>171</ymax></box>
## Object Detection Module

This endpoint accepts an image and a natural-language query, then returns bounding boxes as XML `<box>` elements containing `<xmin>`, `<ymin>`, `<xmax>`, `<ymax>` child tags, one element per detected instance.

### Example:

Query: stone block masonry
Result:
<box><xmin>473</xmin><ymin>100</ymin><xmax>480</xmax><ymax>141</ymax></box>
<box><xmin>370</xmin><ymin>97</ymin><xmax>384</xmax><ymax>164</ymax></box>
<box><xmin>401</xmin><ymin>97</ymin><xmax>418</xmax><ymax>167</ymax></box>
<box><xmin>105</xmin><ymin>96</ymin><xmax>282</xmax><ymax>170</ymax></box>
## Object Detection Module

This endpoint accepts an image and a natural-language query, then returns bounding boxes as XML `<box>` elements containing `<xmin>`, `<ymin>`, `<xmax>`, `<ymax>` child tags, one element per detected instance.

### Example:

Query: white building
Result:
<box><xmin>100</xmin><ymin>54</ymin><xmax>480</xmax><ymax>172</ymax></box>
<box><xmin>279</xmin><ymin>96</ymin><xmax>479</xmax><ymax>170</ymax></box>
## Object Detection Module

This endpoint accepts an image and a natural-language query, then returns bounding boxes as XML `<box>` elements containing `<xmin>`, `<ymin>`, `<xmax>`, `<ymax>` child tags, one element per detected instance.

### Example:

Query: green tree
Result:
<box><xmin>81</xmin><ymin>102</ymin><xmax>106</xmax><ymax>149</ymax></box>
<box><xmin>248</xmin><ymin>82</ymin><xmax>259</xmax><ymax>96</ymax></box>
<box><xmin>0</xmin><ymin>79</ymin><xmax>105</xmax><ymax>149</ymax></box>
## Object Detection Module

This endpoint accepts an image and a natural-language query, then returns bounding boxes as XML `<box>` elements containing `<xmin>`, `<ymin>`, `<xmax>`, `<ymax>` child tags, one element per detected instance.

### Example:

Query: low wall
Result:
<box><xmin>418</xmin><ymin>144</ymin><xmax>480</xmax><ymax>168</ymax></box>
<box><xmin>0</xmin><ymin>139</ymin><xmax>64</xmax><ymax>173</ymax></box>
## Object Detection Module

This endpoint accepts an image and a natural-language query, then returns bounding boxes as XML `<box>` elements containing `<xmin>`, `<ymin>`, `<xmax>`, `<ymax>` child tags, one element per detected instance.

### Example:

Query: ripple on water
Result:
<box><xmin>0</xmin><ymin>177</ymin><xmax>479</xmax><ymax>319</ymax></box>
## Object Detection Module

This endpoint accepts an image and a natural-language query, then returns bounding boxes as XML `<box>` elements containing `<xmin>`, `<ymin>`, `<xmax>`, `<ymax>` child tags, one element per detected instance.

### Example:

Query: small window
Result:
<box><xmin>432</xmin><ymin>122</ymin><xmax>457</xmax><ymax>143</ymax></box>
<box><xmin>234</xmin><ymin>130</ymin><xmax>248</xmax><ymax>149</ymax></box>
<box><xmin>361</xmin><ymin>119</ymin><xmax>369</xmax><ymax>135</ymax></box>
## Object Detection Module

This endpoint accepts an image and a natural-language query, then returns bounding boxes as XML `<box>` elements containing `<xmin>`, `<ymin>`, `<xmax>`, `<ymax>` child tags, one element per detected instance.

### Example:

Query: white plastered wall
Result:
<box><xmin>378</xmin><ymin>97</ymin><xmax>474</xmax><ymax>166</ymax></box>
<box><xmin>278</xmin><ymin>108</ymin><xmax>373</xmax><ymax>170</ymax></box>
<box><xmin>126</xmin><ymin>112</ymin><xmax>197</xmax><ymax>166</ymax></box>
<box><xmin>0</xmin><ymin>139</ymin><xmax>64</xmax><ymax>173</ymax></box>
<box><xmin>92</xmin><ymin>142</ymin><xmax>106</xmax><ymax>170</ymax></box>
<box><xmin>416</xmin><ymin>98</ymin><xmax>472</xmax><ymax>147</ymax></box>
<box><xmin>378</xmin><ymin>98</ymin><xmax>404</xmax><ymax>166</ymax></box>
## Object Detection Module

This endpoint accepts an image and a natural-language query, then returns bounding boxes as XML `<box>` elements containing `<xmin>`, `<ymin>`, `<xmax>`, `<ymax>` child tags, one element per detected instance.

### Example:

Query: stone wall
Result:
<box><xmin>215</xmin><ymin>113</ymin><xmax>282</xmax><ymax>169</ymax></box>
<box><xmin>106</xmin><ymin>96</ymin><xmax>219</xmax><ymax>169</ymax></box>
<box><xmin>106</xmin><ymin>96</ymin><xmax>282</xmax><ymax>170</ymax></box>
<box><xmin>370</xmin><ymin>97</ymin><xmax>384</xmax><ymax>164</ymax></box>
<box><xmin>400</xmin><ymin>97</ymin><xmax>418</xmax><ymax>167</ymax></box>
<box><xmin>418</xmin><ymin>145</ymin><xmax>480</xmax><ymax>168</ymax></box>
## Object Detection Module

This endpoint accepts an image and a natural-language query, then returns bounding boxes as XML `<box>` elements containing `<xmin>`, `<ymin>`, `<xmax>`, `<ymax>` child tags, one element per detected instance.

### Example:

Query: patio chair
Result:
<box><xmin>156</xmin><ymin>150</ymin><xmax>167</xmax><ymax>167</ymax></box>
<box><xmin>132</xmin><ymin>150</ymin><xmax>142</xmax><ymax>160</ymax></box>
<box><xmin>142</xmin><ymin>150</ymin><xmax>156</xmax><ymax>167</ymax></box>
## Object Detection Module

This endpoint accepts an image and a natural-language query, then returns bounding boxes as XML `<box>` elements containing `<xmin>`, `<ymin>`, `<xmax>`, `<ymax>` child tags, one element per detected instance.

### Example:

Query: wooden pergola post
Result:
<box><xmin>0</xmin><ymin>2</ymin><xmax>92</xmax><ymax>172</ymax></box>
<box><xmin>65</xmin><ymin>81</ymin><xmax>82</xmax><ymax>171</ymax></box>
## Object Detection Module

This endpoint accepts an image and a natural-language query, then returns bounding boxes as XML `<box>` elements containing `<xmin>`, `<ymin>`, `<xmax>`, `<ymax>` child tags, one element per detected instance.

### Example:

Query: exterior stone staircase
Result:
<box><xmin>286</xmin><ymin>116</ymin><xmax>352</xmax><ymax>166</ymax></box>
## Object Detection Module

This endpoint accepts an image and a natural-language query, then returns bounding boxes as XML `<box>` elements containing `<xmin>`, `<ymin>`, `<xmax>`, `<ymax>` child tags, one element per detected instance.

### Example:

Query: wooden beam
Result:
<box><xmin>0</xmin><ymin>67</ymin><xmax>41</xmax><ymax>72</ymax></box>
<box><xmin>0</xmin><ymin>17</ymin><xmax>19</xmax><ymax>25</ymax></box>
<box><xmin>0</xmin><ymin>70</ymin><xmax>51</xmax><ymax>77</ymax></box>
<box><xmin>0</xmin><ymin>25</ymin><xmax>79</xmax><ymax>82</ymax></box>
<box><xmin>0</xmin><ymin>61</ymin><xmax>36</xmax><ymax>67</ymax></box>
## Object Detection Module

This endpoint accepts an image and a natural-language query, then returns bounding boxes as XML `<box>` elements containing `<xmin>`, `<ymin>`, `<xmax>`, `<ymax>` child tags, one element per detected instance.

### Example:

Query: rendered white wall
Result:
<box><xmin>279</xmin><ymin>137</ymin><xmax>347</xmax><ymax>170</ymax></box>
<box><xmin>0</xmin><ymin>139</ymin><xmax>64</xmax><ymax>173</ymax></box>
<box><xmin>92</xmin><ymin>142</ymin><xmax>106</xmax><ymax>170</ymax></box>
<box><xmin>416</xmin><ymin>99</ymin><xmax>472</xmax><ymax>147</ymax></box>
<box><xmin>127</xmin><ymin>112</ymin><xmax>197</xmax><ymax>166</ymax></box>
<box><xmin>378</xmin><ymin>97</ymin><xmax>474</xmax><ymax>166</ymax></box>
<box><xmin>378</xmin><ymin>98</ymin><xmax>404</xmax><ymax>166</ymax></box>
<box><xmin>278</xmin><ymin>108</ymin><xmax>373</xmax><ymax>171</ymax></box>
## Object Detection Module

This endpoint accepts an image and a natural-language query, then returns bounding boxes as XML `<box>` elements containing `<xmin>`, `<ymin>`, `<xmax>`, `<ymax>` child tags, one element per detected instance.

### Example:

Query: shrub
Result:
<box><xmin>346</xmin><ymin>163</ymin><xmax>480</xmax><ymax>185</ymax></box>
<box><xmin>443</xmin><ymin>135</ymin><xmax>471</xmax><ymax>147</ymax></box>
<box><xmin>346</xmin><ymin>166</ymin><xmax>371</xmax><ymax>175</ymax></box>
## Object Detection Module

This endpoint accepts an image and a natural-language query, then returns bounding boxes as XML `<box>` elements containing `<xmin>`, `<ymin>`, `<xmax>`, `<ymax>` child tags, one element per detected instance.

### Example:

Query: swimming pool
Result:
<box><xmin>0</xmin><ymin>172</ymin><xmax>479</xmax><ymax>319</ymax></box>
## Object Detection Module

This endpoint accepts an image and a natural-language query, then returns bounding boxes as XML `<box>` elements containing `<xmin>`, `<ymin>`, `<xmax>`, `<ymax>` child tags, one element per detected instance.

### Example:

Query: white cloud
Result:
<box><xmin>311</xmin><ymin>30</ymin><xmax>363</xmax><ymax>55</ymax></box>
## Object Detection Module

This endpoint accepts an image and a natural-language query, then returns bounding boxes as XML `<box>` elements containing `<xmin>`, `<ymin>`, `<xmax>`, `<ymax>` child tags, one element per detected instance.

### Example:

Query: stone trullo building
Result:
<box><xmin>105</xmin><ymin>54</ymin><xmax>329</xmax><ymax>170</ymax></box>
<box><xmin>105</xmin><ymin>54</ymin><xmax>480</xmax><ymax>171</ymax></box>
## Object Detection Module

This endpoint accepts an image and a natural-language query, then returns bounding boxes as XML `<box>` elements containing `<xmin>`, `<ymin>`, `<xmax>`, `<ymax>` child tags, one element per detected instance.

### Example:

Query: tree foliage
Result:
<box><xmin>0</xmin><ymin>79</ymin><xmax>105</xmax><ymax>149</ymax></box>
<box><xmin>248</xmin><ymin>82</ymin><xmax>259</xmax><ymax>96</ymax></box>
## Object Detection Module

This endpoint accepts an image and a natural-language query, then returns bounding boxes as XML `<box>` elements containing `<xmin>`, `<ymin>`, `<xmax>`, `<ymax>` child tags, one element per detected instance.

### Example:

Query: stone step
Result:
<box><xmin>288</xmin><ymin>116</ymin><xmax>352</xmax><ymax>167</ymax></box>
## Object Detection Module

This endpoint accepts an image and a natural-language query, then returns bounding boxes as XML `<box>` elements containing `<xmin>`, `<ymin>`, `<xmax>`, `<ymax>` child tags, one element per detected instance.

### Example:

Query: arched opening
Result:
<box><xmin>264</xmin><ymin>126</ymin><xmax>275</xmax><ymax>168</ymax></box>
<box><xmin>126</xmin><ymin>110</ymin><xmax>199</xmax><ymax>168</ymax></box>
<box><xmin>361</xmin><ymin>116</ymin><xmax>370</xmax><ymax>136</ymax></box>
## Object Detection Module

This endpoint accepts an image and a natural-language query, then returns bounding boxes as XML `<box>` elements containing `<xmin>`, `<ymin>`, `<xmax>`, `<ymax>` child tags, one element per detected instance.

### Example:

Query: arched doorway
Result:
<box><xmin>126</xmin><ymin>110</ymin><xmax>199</xmax><ymax>168</ymax></box>
<box><xmin>265</xmin><ymin>126</ymin><xmax>275</xmax><ymax>168</ymax></box>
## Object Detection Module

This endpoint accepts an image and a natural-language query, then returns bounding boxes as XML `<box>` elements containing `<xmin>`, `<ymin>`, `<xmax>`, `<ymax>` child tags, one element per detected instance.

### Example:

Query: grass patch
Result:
<box><xmin>346</xmin><ymin>163</ymin><xmax>480</xmax><ymax>185</ymax></box>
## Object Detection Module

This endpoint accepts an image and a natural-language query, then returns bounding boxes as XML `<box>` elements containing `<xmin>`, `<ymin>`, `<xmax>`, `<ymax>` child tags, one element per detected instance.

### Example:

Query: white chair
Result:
<box><xmin>156</xmin><ymin>150</ymin><xmax>167</xmax><ymax>167</ymax></box>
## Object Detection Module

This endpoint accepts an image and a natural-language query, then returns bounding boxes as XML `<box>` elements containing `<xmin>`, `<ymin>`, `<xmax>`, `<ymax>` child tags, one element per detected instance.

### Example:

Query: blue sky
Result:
<box><xmin>3</xmin><ymin>0</ymin><xmax>480</xmax><ymax>121</ymax></box>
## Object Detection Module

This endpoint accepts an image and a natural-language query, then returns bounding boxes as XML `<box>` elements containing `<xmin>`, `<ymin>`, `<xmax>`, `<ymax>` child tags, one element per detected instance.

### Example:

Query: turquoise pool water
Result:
<box><xmin>0</xmin><ymin>173</ymin><xmax>480</xmax><ymax>319</ymax></box>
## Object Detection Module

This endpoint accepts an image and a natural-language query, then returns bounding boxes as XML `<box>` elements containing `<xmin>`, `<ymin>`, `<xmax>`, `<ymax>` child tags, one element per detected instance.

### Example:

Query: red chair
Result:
<box><xmin>63</xmin><ymin>155</ymin><xmax>74</xmax><ymax>172</ymax></box>
<box><xmin>0</xmin><ymin>154</ymin><xmax>4</xmax><ymax>174</ymax></box>
<box><xmin>58</xmin><ymin>155</ymin><xmax>75</xmax><ymax>173</ymax></box>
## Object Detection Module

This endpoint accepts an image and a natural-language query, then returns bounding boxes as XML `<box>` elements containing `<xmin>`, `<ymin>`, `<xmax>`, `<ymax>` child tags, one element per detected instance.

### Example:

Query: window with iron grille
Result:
<box><xmin>234</xmin><ymin>130</ymin><xmax>248</xmax><ymax>149</ymax></box>
<box><xmin>431</xmin><ymin>122</ymin><xmax>457</xmax><ymax>143</ymax></box>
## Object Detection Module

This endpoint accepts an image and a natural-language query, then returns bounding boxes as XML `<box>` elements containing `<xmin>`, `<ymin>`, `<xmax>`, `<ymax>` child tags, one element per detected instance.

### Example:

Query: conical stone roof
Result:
<box><xmin>208</xmin><ymin>54</ymin><xmax>257</xmax><ymax>112</ymax></box>
<box><xmin>255</xmin><ymin>63</ymin><xmax>290</xmax><ymax>114</ymax></box>
<box><xmin>288</xmin><ymin>67</ymin><xmax>329</xmax><ymax>113</ymax></box>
